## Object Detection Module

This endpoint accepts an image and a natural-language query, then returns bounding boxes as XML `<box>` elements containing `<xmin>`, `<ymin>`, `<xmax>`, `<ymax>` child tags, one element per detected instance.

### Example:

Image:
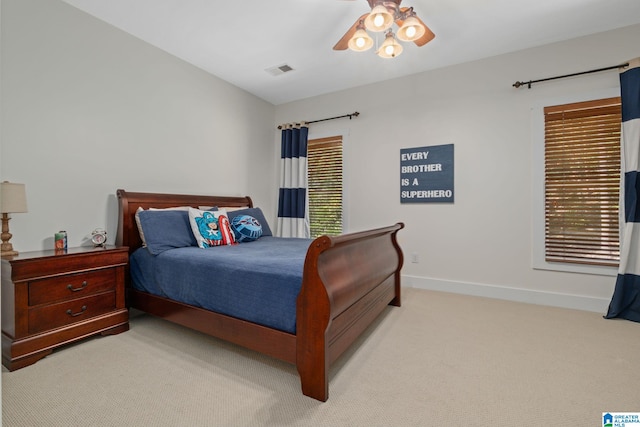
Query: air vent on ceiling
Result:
<box><xmin>265</xmin><ymin>64</ymin><xmax>295</xmax><ymax>77</ymax></box>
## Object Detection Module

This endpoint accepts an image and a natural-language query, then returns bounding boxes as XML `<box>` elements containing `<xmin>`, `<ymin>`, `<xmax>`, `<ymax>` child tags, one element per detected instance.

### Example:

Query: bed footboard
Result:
<box><xmin>296</xmin><ymin>222</ymin><xmax>404</xmax><ymax>401</ymax></box>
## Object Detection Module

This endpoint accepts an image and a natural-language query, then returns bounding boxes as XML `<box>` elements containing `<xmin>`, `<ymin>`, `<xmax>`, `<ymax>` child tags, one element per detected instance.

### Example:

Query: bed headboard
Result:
<box><xmin>116</xmin><ymin>189</ymin><xmax>254</xmax><ymax>253</ymax></box>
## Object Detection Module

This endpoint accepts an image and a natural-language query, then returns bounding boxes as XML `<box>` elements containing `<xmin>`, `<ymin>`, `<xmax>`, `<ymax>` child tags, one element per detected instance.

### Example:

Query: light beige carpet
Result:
<box><xmin>3</xmin><ymin>288</ymin><xmax>639</xmax><ymax>426</ymax></box>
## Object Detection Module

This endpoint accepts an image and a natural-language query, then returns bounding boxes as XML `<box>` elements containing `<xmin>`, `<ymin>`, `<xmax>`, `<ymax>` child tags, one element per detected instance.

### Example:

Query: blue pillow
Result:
<box><xmin>227</xmin><ymin>207</ymin><xmax>272</xmax><ymax>236</ymax></box>
<box><xmin>137</xmin><ymin>210</ymin><xmax>197</xmax><ymax>255</ymax></box>
<box><xmin>230</xmin><ymin>215</ymin><xmax>263</xmax><ymax>242</ymax></box>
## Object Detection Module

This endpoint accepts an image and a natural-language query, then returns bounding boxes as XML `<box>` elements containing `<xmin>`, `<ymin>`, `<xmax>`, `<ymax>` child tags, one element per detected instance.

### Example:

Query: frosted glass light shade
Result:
<box><xmin>397</xmin><ymin>15</ymin><xmax>426</xmax><ymax>42</ymax></box>
<box><xmin>348</xmin><ymin>29</ymin><xmax>374</xmax><ymax>52</ymax></box>
<box><xmin>364</xmin><ymin>5</ymin><xmax>393</xmax><ymax>32</ymax></box>
<box><xmin>377</xmin><ymin>33</ymin><xmax>403</xmax><ymax>58</ymax></box>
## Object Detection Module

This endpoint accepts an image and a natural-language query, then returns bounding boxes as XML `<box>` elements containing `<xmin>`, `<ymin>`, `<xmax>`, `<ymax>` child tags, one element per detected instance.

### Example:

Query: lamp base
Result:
<box><xmin>1</xmin><ymin>214</ymin><xmax>18</xmax><ymax>257</ymax></box>
<box><xmin>1</xmin><ymin>249</ymin><xmax>19</xmax><ymax>258</ymax></box>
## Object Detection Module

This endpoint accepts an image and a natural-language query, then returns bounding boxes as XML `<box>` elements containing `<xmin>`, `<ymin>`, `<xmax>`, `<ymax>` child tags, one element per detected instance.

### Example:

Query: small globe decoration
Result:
<box><xmin>231</xmin><ymin>215</ymin><xmax>263</xmax><ymax>242</ymax></box>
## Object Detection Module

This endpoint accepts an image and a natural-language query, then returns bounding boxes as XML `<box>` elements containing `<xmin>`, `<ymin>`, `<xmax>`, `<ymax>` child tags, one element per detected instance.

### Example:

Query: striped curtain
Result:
<box><xmin>276</xmin><ymin>123</ymin><xmax>310</xmax><ymax>238</ymax></box>
<box><xmin>605</xmin><ymin>58</ymin><xmax>640</xmax><ymax>322</ymax></box>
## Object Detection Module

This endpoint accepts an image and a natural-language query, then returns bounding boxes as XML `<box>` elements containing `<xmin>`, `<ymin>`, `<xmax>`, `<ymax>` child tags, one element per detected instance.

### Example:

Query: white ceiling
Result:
<box><xmin>61</xmin><ymin>0</ymin><xmax>640</xmax><ymax>105</ymax></box>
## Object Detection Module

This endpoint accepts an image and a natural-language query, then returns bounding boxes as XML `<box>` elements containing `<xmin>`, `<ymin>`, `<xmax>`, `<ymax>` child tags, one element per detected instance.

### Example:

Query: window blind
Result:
<box><xmin>308</xmin><ymin>136</ymin><xmax>343</xmax><ymax>237</ymax></box>
<box><xmin>543</xmin><ymin>97</ymin><xmax>621</xmax><ymax>266</ymax></box>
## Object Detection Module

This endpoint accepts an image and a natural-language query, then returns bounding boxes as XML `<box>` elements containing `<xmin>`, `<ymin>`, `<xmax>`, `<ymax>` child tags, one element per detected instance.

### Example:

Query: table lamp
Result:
<box><xmin>1</xmin><ymin>181</ymin><xmax>28</xmax><ymax>257</ymax></box>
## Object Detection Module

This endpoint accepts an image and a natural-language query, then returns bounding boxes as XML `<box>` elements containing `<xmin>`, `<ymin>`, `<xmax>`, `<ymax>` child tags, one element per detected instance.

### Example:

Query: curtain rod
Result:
<box><xmin>512</xmin><ymin>63</ymin><xmax>629</xmax><ymax>89</ymax></box>
<box><xmin>277</xmin><ymin>111</ymin><xmax>359</xmax><ymax>130</ymax></box>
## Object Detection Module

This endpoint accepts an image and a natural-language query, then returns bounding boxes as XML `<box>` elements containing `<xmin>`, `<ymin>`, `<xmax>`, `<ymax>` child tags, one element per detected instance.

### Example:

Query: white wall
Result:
<box><xmin>3</xmin><ymin>0</ymin><xmax>639</xmax><ymax>314</ymax></box>
<box><xmin>275</xmin><ymin>24</ymin><xmax>640</xmax><ymax>313</ymax></box>
<box><xmin>0</xmin><ymin>0</ymin><xmax>276</xmax><ymax>250</ymax></box>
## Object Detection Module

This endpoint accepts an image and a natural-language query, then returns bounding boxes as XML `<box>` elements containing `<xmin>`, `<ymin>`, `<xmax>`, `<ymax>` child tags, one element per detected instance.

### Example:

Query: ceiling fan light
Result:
<box><xmin>364</xmin><ymin>5</ymin><xmax>393</xmax><ymax>32</ymax></box>
<box><xmin>348</xmin><ymin>29</ymin><xmax>373</xmax><ymax>52</ymax></box>
<box><xmin>377</xmin><ymin>32</ymin><xmax>403</xmax><ymax>59</ymax></box>
<box><xmin>397</xmin><ymin>15</ymin><xmax>426</xmax><ymax>42</ymax></box>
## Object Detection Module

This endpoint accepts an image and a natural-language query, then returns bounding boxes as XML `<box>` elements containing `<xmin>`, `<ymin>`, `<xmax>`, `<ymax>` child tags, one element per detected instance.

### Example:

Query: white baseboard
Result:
<box><xmin>401</xmin><ymin>275</ymin><xmax>610</xmax><ymax>314</ymax></box>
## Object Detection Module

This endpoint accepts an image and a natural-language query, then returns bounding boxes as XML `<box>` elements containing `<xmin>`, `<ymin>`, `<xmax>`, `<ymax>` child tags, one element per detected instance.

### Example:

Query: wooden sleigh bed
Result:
<box><xmin>116</xmin><ymin>189</ymin><xmax>404</xmax><ymax>401</ymax></box>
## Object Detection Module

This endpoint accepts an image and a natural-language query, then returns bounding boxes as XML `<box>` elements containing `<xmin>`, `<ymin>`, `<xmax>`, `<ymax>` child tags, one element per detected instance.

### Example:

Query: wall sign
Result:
<box><xmin>400</xmin><ymin>144</ymin><xmax>454</xmax><ymax>203</ymax></box>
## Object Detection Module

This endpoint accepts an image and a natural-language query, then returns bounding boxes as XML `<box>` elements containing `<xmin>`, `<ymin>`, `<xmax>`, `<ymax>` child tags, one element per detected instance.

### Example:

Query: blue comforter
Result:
<box><xmin>130</xmin><ymin>236</ymin><xmax>313</xmax><ymax>333</ymax></box>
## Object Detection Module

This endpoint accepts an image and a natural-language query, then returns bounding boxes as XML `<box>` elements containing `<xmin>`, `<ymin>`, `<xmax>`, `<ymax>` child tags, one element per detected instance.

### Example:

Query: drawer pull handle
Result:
<box><xmin>66</xmin><ymin>305</ymin><xmax>87</xmax><ymax>317</ymax></box>
<box><xmin>67</xmin><ymin>281</ymin><xmax>88</xmax><ymax>292</ymax></box>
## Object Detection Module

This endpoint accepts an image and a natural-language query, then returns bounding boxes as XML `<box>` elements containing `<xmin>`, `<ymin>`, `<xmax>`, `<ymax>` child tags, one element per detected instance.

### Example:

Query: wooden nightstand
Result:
<box><xmin>1</xmin><ymin>246</ymin><xmax>129</xmax><ymax>370</ymax></box>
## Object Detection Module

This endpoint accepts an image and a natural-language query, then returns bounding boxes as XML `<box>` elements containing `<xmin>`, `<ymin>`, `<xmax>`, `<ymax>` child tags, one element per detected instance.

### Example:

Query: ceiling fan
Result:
<box><xmin>334</xmin><ymin>0</ymin><xmax>435</xmax><ymax>58</ymax></box>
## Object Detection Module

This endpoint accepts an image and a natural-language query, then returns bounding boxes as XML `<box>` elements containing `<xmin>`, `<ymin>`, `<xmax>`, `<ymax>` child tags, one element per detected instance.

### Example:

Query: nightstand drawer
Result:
<box><xmin>28</xmin><ymin>291</ymin><xmax>116</xmax><ymax>335</ymax></box>
<box><xmin>29</xmin><ymin>269</ymin><xmax>117</xmax><ymax>306</ymax></box>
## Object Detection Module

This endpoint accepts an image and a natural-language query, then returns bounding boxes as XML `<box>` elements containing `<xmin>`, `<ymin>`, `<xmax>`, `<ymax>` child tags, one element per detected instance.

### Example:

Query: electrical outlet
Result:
<box><xmin>411</xmin><ymin>253</ymin><xmax>419</xmax><ymax>263</ymax></box>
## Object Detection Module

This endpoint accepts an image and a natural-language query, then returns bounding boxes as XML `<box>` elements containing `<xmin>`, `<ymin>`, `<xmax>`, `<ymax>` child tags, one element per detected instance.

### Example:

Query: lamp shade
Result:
<box><xmin>0</xmin><ymin>182</ymin><xmax>28</xmax><ymax>213</ymax></box>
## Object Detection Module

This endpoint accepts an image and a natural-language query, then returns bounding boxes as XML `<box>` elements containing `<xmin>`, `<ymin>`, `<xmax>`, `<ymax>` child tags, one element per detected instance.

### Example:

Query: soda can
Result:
<box><xmin>55</xmin><ymin>231</ymin><xmax>67</xmax><ymax>250</ymax></box>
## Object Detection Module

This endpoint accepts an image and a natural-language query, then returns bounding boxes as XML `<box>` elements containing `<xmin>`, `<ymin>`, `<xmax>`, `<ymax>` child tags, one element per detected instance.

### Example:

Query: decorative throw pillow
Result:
<box><xmin>227</xmin><ymin>207</ymin><xmax>273</xmax><ymax>237</ymax></box>
<box><xmin>188</xmin><ymin>208</ymin><xmax>236</xmax><ymax>248</ymax></box>
<box><xmin>230</xmin><ymin>215</ymin><xmax>263</xmax><ymax>242</ymax></box>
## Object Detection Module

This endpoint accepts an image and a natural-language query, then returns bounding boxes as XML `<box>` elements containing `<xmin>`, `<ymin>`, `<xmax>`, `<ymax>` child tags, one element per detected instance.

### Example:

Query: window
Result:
<box><xmin>543</xmin><ymin>97</ymin><xmax>621</xmax><ymax>267</ymax></box>
<box><xmin>307</xmin><ymin>135</ymin><xmax>343</xmax><ymax>237</ymax></box>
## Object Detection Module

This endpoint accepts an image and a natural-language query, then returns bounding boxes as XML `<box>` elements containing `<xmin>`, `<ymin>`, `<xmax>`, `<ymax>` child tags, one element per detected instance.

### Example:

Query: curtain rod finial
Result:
<box><xmin>512</xmin><ymin>81</ymin><xmax>532</xmax><ymax>89</ymax></box>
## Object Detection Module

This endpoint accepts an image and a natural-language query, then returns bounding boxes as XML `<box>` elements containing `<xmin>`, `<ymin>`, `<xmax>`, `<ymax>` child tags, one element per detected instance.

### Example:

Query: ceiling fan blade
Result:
<box><xmin>395</xmin><ymin>8</ymin><xmax>435</xmax><ymax>47</ymax></box>
<box><xmin>412</xmin><ymin>16</ymin><xmax>435</xmax><ymax>47</ymax></box>
<box><xmin>333</xmin><ymin>13</ymin><xmax>368</xmax><ymax>51</ymax></box>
